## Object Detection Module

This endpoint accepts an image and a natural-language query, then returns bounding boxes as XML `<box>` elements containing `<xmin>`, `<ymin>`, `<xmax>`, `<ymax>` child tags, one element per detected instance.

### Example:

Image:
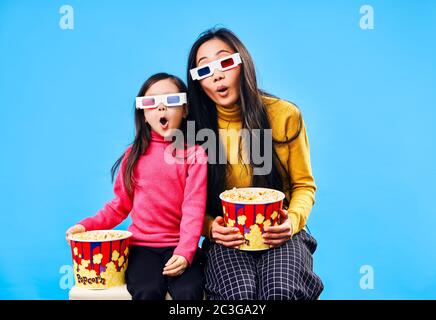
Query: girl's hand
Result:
<box><xmin>211</xmin><ymin>216</ymin><xmax>245</xmax><ymax>249</ymax></box>
<box><xmin>163</xmin><ymin>255</ymin><xmax>188</xmax><ymax>277</ymax></box>
<box><xmin>65</xmin><ymin>224</ymin><xmax>85</xmax><ymax>246</ymax></box>
<box><xmin>263</xmin><ymin>209</ymin><xmax>293</xmax><ymax>248</ymax></box>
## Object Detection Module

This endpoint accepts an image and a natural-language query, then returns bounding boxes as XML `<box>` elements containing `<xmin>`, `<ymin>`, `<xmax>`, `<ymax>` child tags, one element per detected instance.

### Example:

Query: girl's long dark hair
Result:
<box><xmin>111</xmin><ymin>73</ymin><xmax>188</xmax><ymax>195</ymax></box>
<box><xmin>187</xmin><ymin>28</ymin><xmax>302</xmax><ymax>217</ymax></box>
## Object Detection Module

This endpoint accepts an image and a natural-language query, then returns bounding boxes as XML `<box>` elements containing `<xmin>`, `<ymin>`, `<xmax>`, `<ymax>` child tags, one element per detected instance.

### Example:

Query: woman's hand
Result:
<box><xmin>163</xmin><ymin>255</ymin><xmax>188</xmax><ymax>277</ymax></box>
<box><xmin>211</xmin><ymin>216</ymin><xmax>245</xmax><ymax>249</ymax></box>
<box><xmin>65</xmin><ymin>224</ymin><xmax>85</xmax><ymax>245</ymax></box>
<box><xmin>263</xmin><ymin>209</ymin><xmax>293</xmax><ymax>248</ymax></box>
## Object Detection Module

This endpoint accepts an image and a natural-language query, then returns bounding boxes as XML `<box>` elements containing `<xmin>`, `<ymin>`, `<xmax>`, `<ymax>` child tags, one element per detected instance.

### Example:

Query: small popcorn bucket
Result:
<box><xmin>68</xmin><ymin>230</ymin><xmax>132</xmax><ymax>289</ymax></box>
<box><xmin>219</xmin><ymin>188</ymin><xmax>285</xmax><ymax>251</ymax></box>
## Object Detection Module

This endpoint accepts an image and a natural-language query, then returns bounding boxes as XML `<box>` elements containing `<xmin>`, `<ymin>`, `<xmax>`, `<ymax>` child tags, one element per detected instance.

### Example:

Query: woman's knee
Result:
<box><xmin>260</xmin><ymin>285</ymin><xmax>304</xmax><ymax>300</ymax></box>
<box><xmin>225</xmin><ymin>284</ymin><xmax>257</xmax><ymax>300</ymax></box>
<box><xmin>260</xmin><ymin>280</ymin><xmax>324</xmax><ymax>300</ymax></box>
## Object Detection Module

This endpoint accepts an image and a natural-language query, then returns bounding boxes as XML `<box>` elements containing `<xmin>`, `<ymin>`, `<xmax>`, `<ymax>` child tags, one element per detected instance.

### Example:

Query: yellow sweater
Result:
<box><xmin>203</xmin><ymin>96</ymin><xmax>317</xmax><ymax>236</ymax></box>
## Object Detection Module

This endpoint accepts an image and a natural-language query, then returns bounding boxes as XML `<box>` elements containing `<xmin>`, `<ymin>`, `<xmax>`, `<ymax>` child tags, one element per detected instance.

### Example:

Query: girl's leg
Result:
<box><xmin>204</xmin><ymin>243</ymin><xmax>258</xmax><ymax>300</ymax></box>
<box><xmin>125</xmin><ymin>246</ymin><xmax>167</xmax><ymax>300</ymax></box>
<box><xmin>167</xmin><ymin>248</ymin><xmax>205</xmax><ymax>300</ymax></box>
<box><xmin>257</xmin><ymin>230</ymin><xmax>324</xmax><ymax>300</ymax></box>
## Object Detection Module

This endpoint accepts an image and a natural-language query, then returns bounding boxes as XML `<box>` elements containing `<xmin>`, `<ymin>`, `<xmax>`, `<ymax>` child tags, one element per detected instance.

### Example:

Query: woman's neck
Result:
<box><xmin>215</xmin><ymin>103</ymin><xmax>242</xmax><ymax>122</ymax></box>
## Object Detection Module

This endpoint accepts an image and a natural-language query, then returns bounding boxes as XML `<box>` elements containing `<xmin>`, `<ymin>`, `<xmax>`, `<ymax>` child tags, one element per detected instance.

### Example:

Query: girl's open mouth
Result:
<box><xmin>159</xmin><ymin>116</ymin><xmax>169</xmax><ymax>129</ymax></box>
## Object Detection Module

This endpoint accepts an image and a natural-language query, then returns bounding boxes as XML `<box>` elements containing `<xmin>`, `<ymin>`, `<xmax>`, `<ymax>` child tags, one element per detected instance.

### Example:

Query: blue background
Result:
<box><xmin>0</xmin><ymin>0</ymin><xmax>435</xmax><ymax>299</ymax></box>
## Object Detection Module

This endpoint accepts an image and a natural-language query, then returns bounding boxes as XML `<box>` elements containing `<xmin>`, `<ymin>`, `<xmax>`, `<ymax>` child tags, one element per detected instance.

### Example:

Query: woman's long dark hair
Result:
<box><xmin>111</xmin><ymin>73</ymin><xmax>188</xmax><ymax>195</ymax></box>
<box><xmin>187</xmin><ymin>28</ymin><xmax>302</xmax><ymax>217</ymax></box>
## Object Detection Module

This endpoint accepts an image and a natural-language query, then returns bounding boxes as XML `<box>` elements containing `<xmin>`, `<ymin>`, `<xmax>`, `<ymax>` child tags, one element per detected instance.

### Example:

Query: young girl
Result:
<box><xmin>187</xmin><ymin>28</ymin><xmax>324</xmax><ymax>300</ymax></box>
<box><xmin>66</xmin><ymin>73</ymin><xmax>207</xmax><ymax>300</ymax></box>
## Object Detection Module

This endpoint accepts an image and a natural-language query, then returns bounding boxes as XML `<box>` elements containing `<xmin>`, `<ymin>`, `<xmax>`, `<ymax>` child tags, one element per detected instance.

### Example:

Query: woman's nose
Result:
<box><xmin>157</xmin><ymin>103</ymin><xmax>166</xmax><ymax>111</ymax></box>
<box><xmin>212</xmin><ymin>69</ymin><xmax>225</xmax><ymax>82</ymax></box>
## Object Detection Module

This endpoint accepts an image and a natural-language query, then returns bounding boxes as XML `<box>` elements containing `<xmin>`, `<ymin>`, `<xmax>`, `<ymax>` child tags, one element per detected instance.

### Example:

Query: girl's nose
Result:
<box><xmin>157</xmin><ymin>103</ymin><xmax>167</xmax><ymax>111</ymax></box>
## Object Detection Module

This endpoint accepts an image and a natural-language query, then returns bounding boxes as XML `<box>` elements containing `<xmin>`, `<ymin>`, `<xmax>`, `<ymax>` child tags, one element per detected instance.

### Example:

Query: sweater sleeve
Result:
<box><xmin>79</xmin><ymin>149</ymin><xmax>133</xmax><ymax>231</ymax></box>
<box><xmin>286</xmin><ymin>112</ymin><xmax>317</xmax><ymax>235</ymax></box>
<box><xmin>173</xmin><ymin>145</ymin><xmax>208</xmax><ymax>265</ymax></box>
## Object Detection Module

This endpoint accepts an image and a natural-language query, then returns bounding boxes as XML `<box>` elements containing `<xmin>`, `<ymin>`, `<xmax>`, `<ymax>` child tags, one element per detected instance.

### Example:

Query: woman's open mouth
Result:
<box><xmin>159</xmin><ymin>116</ymin><xmax>169</xmax><ymax>130</ymax></box>
<box><xmin>216</xmin><ymin>85</ymin><xmax>229</xmax><ymax>97</ymax></box>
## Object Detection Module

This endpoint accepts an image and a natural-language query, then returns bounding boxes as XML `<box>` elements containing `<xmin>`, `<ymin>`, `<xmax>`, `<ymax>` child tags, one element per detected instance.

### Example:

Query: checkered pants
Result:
<box><xmin>204</xmin><ymin>230</ymin><xmax>324</xmax><ymax>300</ymax></box>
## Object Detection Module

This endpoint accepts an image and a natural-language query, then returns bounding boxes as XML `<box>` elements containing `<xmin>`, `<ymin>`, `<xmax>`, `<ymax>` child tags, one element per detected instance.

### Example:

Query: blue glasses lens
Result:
<box><xmin>197</xmin><ymin>66</ymin><xmax>211</xmax><ymax>77</ymax></box>
<box><xmin>166</xmin><ymin>95</ymin><xmax>181</xmax><ymax>104</ymax></box>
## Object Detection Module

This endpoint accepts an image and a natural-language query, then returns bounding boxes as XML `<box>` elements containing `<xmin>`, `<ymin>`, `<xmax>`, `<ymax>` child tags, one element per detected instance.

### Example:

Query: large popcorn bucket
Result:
<box><xmin>219</xmin><ymin>188</ymin><xmax>285</xmax><ymax>251</ymax></box>
<box><xmin>68</xmin><ymin>230</ymin><xmax>132</xmax><ymax>289</ymax></box>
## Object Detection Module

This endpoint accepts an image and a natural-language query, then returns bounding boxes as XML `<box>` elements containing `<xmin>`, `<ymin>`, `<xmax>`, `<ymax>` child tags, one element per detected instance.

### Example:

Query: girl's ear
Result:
<box><xmin>183</xmin><ymin>104</ymin><xmax>189</xmax><ymax>119</ymax></box>
<box><xmin>143</xmin><ymin>110</ymin><xmax>148</xmax><ymax>123</ymax></box>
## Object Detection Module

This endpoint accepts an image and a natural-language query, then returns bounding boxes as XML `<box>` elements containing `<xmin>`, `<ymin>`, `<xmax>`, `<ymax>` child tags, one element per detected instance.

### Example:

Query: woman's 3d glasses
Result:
<box><xmin>190</xmin><ymin>53</ymin><xmax>242</xmax><ymax>81</ymax></box>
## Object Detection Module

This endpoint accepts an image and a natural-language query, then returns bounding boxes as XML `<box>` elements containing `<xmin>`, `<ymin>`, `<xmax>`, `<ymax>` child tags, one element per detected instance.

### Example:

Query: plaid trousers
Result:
<box><xmin>204</xmin><ymin>230</ymin><xmax>324</xmax><ymax>300</ymax></box>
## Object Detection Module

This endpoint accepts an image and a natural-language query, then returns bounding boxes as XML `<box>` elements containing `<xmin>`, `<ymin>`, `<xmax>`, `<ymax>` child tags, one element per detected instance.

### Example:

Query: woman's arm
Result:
<box><xmin>263</xmin><ymin>102</ymin><xmax>316</xmax><ymax>246</ymax></box>
<box><xmin>286</xmin><ymin>113</ymin><xmax>317</xmax><ymax>234</ymax></box>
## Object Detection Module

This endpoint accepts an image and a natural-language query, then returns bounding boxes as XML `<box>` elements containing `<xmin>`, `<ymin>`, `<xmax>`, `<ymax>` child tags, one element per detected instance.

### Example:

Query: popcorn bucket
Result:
<box><xmin>219</xmin><ymin>188</ymin><xmax>285</xmax><ymax>251</ymax></box>
<box><xmin>68</xmin><ymin>230</ymin><xmax>132</xmax><ymax>289</ymax></box>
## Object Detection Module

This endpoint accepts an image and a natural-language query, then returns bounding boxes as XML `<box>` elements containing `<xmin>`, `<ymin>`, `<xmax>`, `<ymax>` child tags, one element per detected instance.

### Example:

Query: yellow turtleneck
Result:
<box><xmin>203</xmin><ymin>96</ymin><xmax>317</xmax><ymax>237</ymax></box>
<box><xmin>215</xmin><ymin>101</ymin><xmax>253</xmax><ymax>188</ymax></box>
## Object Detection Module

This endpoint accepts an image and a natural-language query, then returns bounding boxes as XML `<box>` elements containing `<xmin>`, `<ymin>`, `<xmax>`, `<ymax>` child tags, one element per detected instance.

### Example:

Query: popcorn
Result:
<box><xmin>220</xmin><ymin>188</ymin><xmax>284</xmax><ymax>251</ymax></box>
<box><xmin>227</xmin><ymin>218</ymin><xmax>236</xmax><ymax>227</ymax></box>
<box><xmin>111</xmin><ymin>250</ymin><xmax>120</xmax><ymax>262</ymax></box>
<box><xmin>237</xmin><ymin>215</ymin><xmax>247</xmax><ymax>226</ymax></box>
<box><xmin>81</xmin><ymin>259</ymin><xmax>90</xmax><ymax>268</ymax></box>
<box><xmin>256</xmin><ymin>213</ymin><xmax>265</xmax><ymax>225</ymax></box>
<box><xmin>69</xmin><ymin>230</ymin><xmax>132</xmax><ymax>289</ymax></box>
<box><xmin>70</xmin><ymin>230</ymin><xmax>129</xmax><ymax>241</ymax></box>
<box><xmin>93</xmin><ymin>253</ymin><xmax>103</xmax><ymax>264</ymax></box>
<box><xmin>73</xmin><ymin>260</ymin><xmax>128</xmax><ymax>289</ymax></box>
<box><xmin>240</xmin><ymin>225</ymin><xmax>269</xmax><ymax>250</ymax></box>
<box><xmin>271</xmin><ymin>210</ymin><xmax>278</xmax><ymax>220</ymax></box>
<box><xmin>221</xmin><ymin>187</ymin><xmax>282</xmax><ymax>202</ymax></box>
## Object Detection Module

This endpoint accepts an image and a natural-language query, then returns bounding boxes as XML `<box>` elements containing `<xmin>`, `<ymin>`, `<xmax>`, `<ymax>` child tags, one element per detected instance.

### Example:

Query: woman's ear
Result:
<box><xmin>143</xmin><ymin>110</ymin><xmax>148</xmax><ymax>123</ymax></box>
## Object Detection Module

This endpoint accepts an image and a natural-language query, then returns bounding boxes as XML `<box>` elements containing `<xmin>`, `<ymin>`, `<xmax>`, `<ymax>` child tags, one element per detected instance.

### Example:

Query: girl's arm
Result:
<box><xmin>286</xmin><ymin>112</ymin><xmax>317</xmax><ymax>235</ymax></box>
<box><xmin>174</xmin><ymin>145</ymin><xmax>208</xmax><ymax>265</ymax></box>
<box><xmin>79</xmin><ymin>149</ymin><xmax>133</xmax><ymax>231</ymax></box>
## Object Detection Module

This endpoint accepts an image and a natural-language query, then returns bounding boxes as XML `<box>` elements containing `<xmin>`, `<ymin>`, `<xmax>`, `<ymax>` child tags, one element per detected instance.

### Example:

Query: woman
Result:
<box><xmin>186</xmin><ymin>28</ymin><xmax>324</xmax><ymax>300</ymax></box>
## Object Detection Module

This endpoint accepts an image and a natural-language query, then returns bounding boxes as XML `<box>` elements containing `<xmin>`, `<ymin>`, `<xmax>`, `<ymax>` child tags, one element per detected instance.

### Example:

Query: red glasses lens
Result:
<box><xmin>142</xmin><ymin>98</ymin><xmax>155</xmax><ymax>107</ymax></box>
<box><xmin>220</xmin><ymin>57</ymin><xmax>235</xmax><ymax>68</ymax></box>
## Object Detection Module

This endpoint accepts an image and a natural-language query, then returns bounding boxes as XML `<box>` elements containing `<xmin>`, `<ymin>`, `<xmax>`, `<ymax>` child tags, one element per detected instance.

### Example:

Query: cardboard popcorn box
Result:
<box><xmin>68</xmin><ymin>230</ymin><xmax>132</xmax><ymax>289</ymax></box>
<box><xmin>220</xmin><ymin>188</ymin><xmax>285</xmax><ymax>251</ymax></box>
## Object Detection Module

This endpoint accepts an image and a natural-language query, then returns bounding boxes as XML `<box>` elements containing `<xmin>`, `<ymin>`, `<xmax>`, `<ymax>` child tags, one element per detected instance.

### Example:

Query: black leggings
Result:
<box><xmin>125</xmin><ymin>245</ymin><xmax>204</xmax><ymax>300</ymax></box>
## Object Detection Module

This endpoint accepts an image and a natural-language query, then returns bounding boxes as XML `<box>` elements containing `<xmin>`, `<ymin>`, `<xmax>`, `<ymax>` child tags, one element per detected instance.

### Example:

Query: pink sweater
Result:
<box><xmin>79</xmin><ymin>130</ymin><xmax>207</xmax><ymax>265</ymax></box>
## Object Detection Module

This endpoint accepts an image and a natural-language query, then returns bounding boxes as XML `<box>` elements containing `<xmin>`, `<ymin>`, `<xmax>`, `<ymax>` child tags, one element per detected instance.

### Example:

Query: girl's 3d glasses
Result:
<box><xmin>135</xmin><ymin>93</ymin><xmax>187</xmax><ymax>110</ymax></box>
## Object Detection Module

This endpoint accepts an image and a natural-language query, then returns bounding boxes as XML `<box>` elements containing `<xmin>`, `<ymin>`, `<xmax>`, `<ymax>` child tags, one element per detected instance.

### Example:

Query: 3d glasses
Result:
<box><xmin>190</xmin><ymin>53</ymin><xmax>242</xmax><ymax>81</ymax></box>
<box><xmin>135</xmin><ymin>93</ymin><xmax>187</xmax><ymax>110</ymax></box>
